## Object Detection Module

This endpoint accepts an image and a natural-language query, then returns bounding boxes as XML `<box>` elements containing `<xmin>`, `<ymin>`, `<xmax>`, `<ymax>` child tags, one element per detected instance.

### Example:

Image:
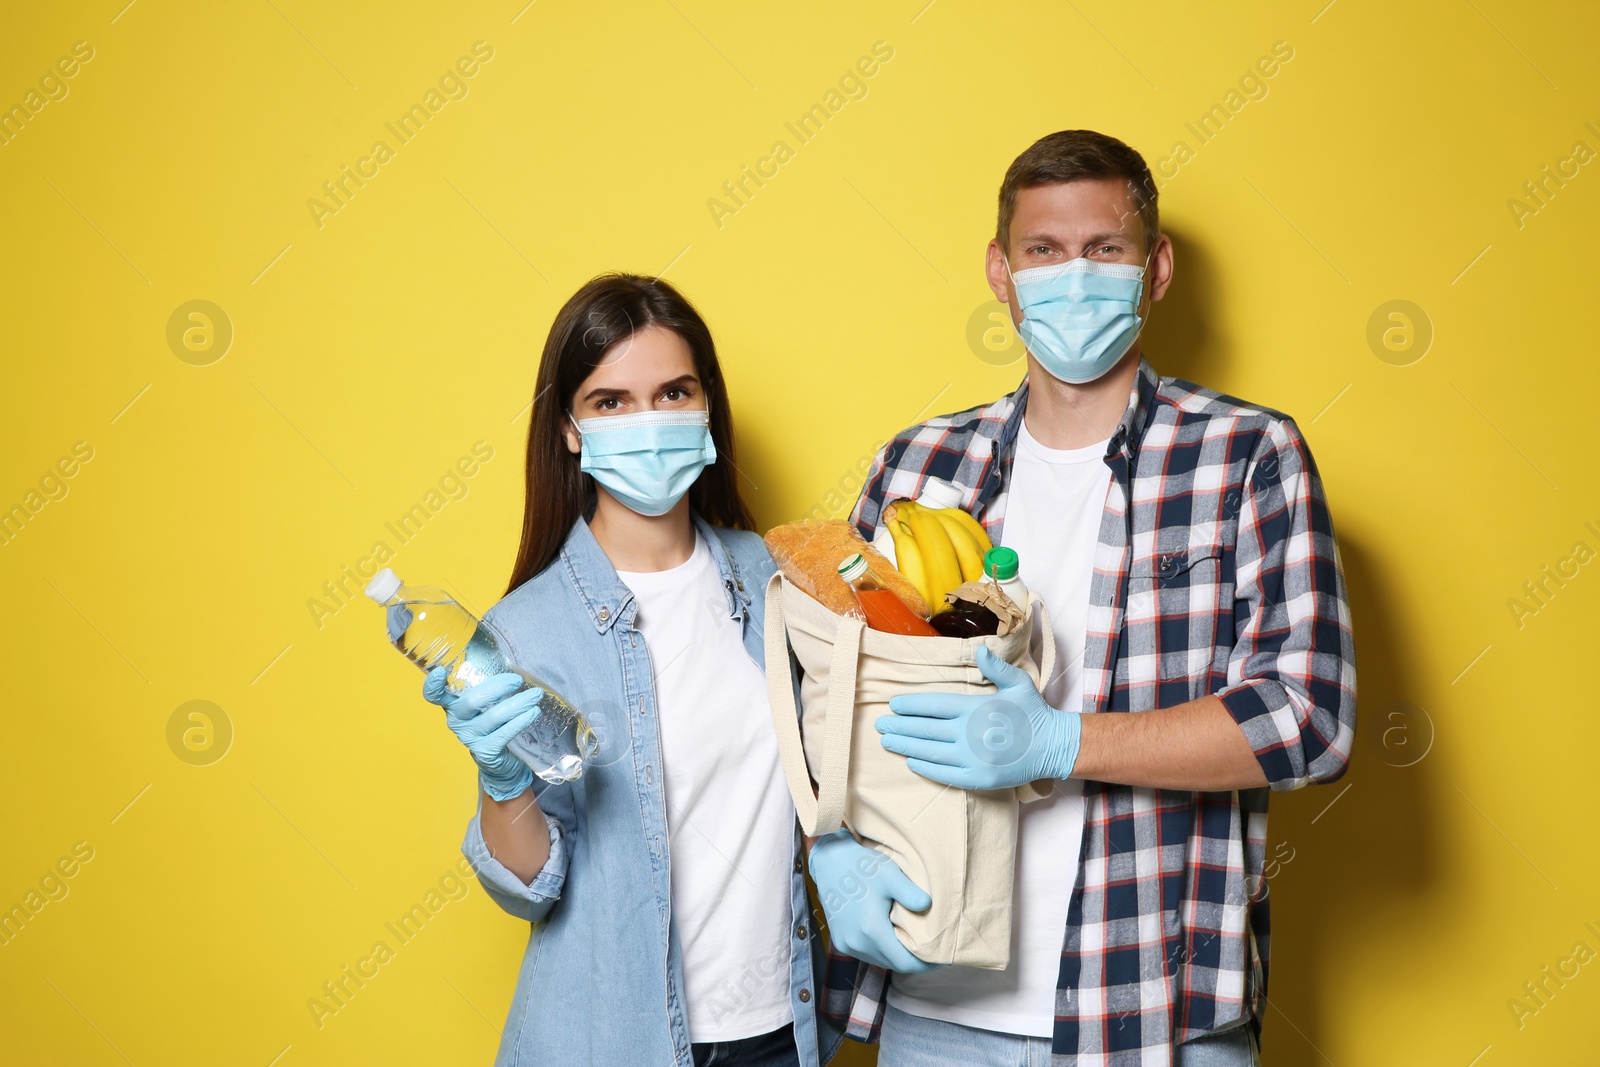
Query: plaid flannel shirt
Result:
<box><xmin>836</xmin><ymin>357</ymin><xmax>1357</xmax><ymax>1063</ymax></box>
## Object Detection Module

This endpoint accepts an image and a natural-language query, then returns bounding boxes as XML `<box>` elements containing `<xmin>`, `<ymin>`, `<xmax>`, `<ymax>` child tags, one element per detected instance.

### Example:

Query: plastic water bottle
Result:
<box><xmin>364</xmin><ymin>568</ymin><xmax>597</xmax><ymax>784</ymax></box>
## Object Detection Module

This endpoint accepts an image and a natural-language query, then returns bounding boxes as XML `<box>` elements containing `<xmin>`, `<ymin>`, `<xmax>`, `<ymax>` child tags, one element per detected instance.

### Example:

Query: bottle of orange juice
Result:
<box><xmin>838</xmin><ymin>554</ymin><xmax>938</xmax><ymax>636</ymax></box>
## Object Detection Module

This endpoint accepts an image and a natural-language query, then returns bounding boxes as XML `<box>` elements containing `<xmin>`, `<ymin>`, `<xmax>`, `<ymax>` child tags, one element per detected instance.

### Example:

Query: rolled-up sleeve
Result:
<box><xmin>461</xmin><ymin>795</ymin><xmax>568</xmax><ymax>923</ymax></box>
<box><xmin>1217</xmin><ymin>417</ymin><xmax>1357</xmax><ymax>791</ymax></box>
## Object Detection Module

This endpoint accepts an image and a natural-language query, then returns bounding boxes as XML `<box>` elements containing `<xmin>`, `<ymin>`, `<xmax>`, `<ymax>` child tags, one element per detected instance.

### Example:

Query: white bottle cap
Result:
<box><xmin>364</xmin><ymin>568</ymin><xmax>402</xmax><ymax>604</ymax></box>
<box><xmin>917</xmin><ymin>479</ymin><xmax>964</xmax><ymax>510</ymax></box>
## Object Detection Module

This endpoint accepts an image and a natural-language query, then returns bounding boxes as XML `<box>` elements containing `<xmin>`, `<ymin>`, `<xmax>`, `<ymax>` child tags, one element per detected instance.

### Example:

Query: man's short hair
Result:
<box><xmin>996</xmin><ymin>130</ymin><xmax>1159</xmax><ymax>254</ymax></box>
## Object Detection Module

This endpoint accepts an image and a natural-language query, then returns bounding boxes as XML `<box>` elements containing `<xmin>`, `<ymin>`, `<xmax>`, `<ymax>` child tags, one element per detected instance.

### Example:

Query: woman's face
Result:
<box><xmin>562</xmin><ymin>326</ymin><xmax>704</xmax><ymax>454</ymax></box>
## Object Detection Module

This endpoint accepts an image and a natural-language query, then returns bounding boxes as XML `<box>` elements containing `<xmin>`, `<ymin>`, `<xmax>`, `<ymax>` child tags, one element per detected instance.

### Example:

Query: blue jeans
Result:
<box><xmin>878</xmin><ymin>1004</ymin><xmax>1259</xmax><ymax>1066</ymax></box>
<box><xmin>692</xmin><ymin>1023</ymin><xmax>799</xmax><ymax>1067</ymax></box>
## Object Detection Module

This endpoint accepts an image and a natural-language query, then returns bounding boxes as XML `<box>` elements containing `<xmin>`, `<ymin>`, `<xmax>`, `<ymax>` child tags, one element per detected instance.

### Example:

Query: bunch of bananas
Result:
<box><xmin>881</xmin><ymin>499</ymin><xmax>993</xmax><ymax>615</ymax></box>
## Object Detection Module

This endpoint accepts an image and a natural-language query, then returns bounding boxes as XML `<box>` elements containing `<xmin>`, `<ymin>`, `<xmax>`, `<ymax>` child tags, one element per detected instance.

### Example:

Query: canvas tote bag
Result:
<box><xmin>764</xmin><ymin>571</ymin><xmax>1056</xmax><ymax>970</ymax></box>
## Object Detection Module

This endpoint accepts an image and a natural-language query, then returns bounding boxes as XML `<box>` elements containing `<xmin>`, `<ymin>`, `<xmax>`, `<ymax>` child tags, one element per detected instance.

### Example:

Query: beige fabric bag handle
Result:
<box><xmin>1032</xmin><ymin>592</ymin><xmax>1057</xmax><ymax>696</ymax></box>
<box><xmin>765</xmin><ymin>572</ymin><xmax>836</xmax><ymax>835</ymax></box>
<box><xmin>1016</xmin><ymin>592</ymin><xmax>1058</xmax><ymax>804</ymax></box>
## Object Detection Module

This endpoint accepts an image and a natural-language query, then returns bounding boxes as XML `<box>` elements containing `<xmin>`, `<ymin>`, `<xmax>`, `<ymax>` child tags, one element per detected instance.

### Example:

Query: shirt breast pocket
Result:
<box><xmin>1136</xmin><ymin>542</ymin><xmax>1227</xmax><ymax>588</ymax></box>
<box><xmin>1126</xmin><ymin>536</ymin><xmax>1233</xmax><ymax>693</ymax></box>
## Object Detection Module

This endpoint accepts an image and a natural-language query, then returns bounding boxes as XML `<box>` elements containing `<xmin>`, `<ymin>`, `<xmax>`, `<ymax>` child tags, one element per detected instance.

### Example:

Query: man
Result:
<box><xmin>807</xmin><ymin>130</ymin><xmax>1356</xmax><ymax>1065</ymax></box>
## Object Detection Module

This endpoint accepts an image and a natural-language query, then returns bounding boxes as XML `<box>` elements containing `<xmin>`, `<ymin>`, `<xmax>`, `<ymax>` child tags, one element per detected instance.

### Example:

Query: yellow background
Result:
<box><xmin>3</xmin><ymin>1</ymin><xmax>1597</xmax><ymax>1063</ymax></box>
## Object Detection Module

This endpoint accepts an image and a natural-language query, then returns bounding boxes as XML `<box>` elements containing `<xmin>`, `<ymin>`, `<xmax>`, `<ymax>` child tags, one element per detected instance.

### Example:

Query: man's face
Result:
<box><xmin>986</xmin><ymin>177</ymin><xmax>1173</xmax><ymax>332</ymax></box>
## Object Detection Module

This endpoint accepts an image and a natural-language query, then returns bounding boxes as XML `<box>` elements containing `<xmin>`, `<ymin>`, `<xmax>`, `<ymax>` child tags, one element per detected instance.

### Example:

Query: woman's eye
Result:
<box><xmin>597</xmin><ymin>398</ymin><xmax>620</xmax><ymax>411</ymax></box>
<box><xmin>662</xmin><ymin>388</ymin><xmax>686</xmax><ymax>402</ymax></box>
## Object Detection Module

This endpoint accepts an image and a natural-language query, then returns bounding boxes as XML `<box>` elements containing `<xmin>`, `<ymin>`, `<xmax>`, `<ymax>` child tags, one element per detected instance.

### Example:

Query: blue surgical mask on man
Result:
<box><xmin>1003</xmin><ymin>249</ymin><xmax>1153</xmax><ymax>384</ymax></box>
<box><xmin>571</xmin><ymin>408</ymin><xmax>717</xmax><ymax>516</ymax></box>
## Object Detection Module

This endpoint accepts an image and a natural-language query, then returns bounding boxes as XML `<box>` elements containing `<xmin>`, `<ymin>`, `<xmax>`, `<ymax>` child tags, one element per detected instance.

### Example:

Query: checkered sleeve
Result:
<box><xmin>1216</xmin><ymin>417</ymin><xmax>1357</xmax><ymax>790</ymax></box>
<box><xmin>849</xmin><ymin>443</ymin><xmax>892</xmax><ymax>543</ymax></box>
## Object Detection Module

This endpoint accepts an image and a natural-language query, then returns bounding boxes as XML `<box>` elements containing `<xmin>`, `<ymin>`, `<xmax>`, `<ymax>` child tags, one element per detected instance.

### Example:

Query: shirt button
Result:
<box><xmin>598</xmin><ymin>606</ymin><xmax>610</xmax><ymax>622</ymax></box>
<box><xmin>797</xmin><ymin>925</ymin><xmax>808</xmax><ymax>939</ymax></box>
<box><xmin>794</xmin><ymin>856</ymin><xmax>804</xmax><ymax>872</ymax></box>
<box><xmin>798</xmin><ymin>989</ymin><xmax>810</xmax><ymax>1003</ymax></box>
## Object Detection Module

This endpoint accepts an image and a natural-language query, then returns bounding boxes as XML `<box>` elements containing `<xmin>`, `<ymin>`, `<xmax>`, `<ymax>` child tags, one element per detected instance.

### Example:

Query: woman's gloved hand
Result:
<box><xmin>386</xmin><ymin>604</ymin><xmax>413</xmax><ymax>646</ymax></box>
<box><xmin>421</xmin><ymin>666</ymin><xmax>541</xmax><ymax>802</ymax></box>
<box><xmin>808</xmin><ymin>829</ymin><xmax>944</xmax><ymax>974</ymax></box>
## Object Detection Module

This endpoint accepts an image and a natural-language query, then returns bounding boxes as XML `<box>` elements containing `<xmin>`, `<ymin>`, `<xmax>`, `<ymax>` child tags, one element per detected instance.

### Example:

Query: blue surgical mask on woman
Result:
<box><xmin>1003</xmin><ymin>250</ymin><xmax>1153</xmax><ymax>384</ymax></box>
<box><xmin>572</xmin><ymin>408</ymin><xmax>717</xmax><ymax>516</ymax></box>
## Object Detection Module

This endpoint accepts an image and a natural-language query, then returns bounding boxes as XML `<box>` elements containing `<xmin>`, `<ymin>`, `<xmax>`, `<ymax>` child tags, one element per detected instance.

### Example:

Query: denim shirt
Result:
<box><xmin>459</xmin><ymin>514</ymin><xmax>843</xmax><ymax>1067</ymax></box>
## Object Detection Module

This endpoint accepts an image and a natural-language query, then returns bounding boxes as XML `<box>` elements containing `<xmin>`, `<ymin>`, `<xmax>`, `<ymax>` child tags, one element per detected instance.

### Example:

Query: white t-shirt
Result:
<box><xmin>617</xmin><ymin>533</ymin><xmax>796</xmax><ymax>1043</ymax></box>
<box><xmin>888</xmin><ymin>418</ymin><xmax>1111</xmax><ymax>1037</ymax></box>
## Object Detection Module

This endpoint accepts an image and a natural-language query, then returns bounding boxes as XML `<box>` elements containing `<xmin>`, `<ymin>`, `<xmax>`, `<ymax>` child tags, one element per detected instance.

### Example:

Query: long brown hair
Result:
<box><xmin>504</xmin><ymin>273</ymin><xmax>756</xmax><ymax>594</ymax></box>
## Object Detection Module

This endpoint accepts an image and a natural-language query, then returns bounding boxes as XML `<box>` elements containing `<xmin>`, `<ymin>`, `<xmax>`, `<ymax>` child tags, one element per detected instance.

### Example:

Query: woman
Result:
<box><xmin>414</xmin><ymin>274</ymin><xmax>838</xmax><ymax>1067</ymax></box>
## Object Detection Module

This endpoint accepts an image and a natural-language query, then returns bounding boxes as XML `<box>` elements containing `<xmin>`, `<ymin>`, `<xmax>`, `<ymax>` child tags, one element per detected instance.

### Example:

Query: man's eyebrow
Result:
<box><xmin>1078</xmin><ymin>229</ymin><xmax>1133</xmax><ymax>249</ymax></box>
<box><xmin>1016</xmin><ymin>228</ymin><xmax>1132</xmax><ymax>251</ymax></box>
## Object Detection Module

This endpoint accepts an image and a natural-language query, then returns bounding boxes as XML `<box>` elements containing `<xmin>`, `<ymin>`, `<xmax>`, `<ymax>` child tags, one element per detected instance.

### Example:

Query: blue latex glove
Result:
<box><xmin>808</xmin><ymin>829</ymin><xmax>944</xmax><ymax>974</ymax></box>
<box><xmin>421</xmin><ymin>665</ymin><xmax>541</xmax><ymax>802</ymax></box>
<box><xmin>877</xmin><ymin>646</ymin><xmax>1081</xmax><ymax>790</ymax></box>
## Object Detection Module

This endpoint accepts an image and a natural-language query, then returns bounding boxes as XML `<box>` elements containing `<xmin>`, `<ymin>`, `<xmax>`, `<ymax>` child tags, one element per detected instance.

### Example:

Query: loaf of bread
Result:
<box><xmin>764</xmin><ymin>519</ymin><xmax>932</xmax><ymax>619</ymax></box>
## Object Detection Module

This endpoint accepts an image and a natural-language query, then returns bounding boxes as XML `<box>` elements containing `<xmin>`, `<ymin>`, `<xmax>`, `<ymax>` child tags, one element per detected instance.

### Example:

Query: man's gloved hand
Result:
<box><xmin>808</xmin><ymin>829</ymin><xmax>944</xmax><ymax>974</ymax></box>
<box><xmin>877</xmin><ymin>646</ymin><xmax>1081</xmax><ymax>790</ymax></box>
<box><xmin>421</xmin><ymin>666</ymin><xmax>541</xmax><ymax>802</ymax></box>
